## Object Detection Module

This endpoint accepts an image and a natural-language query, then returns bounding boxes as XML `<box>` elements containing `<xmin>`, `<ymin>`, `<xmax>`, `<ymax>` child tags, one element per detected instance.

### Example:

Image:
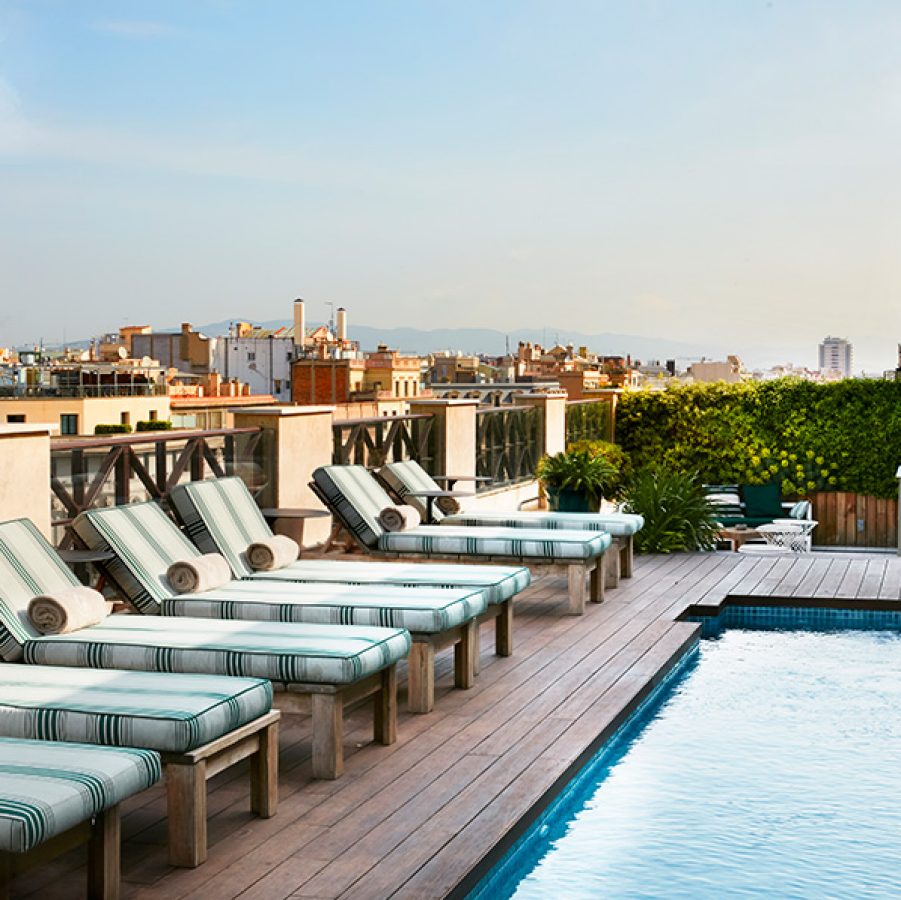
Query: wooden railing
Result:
<box><xmin>332</xmin><ymin>414</ymin><xmax>435</xmax><ymax>471</ymax></box>
<box><xmin>476</xmin><ymin>406</ymin><xmax>544</xmax><ymax>491</ymax></box>
<box><xmin>565</xmin><ymin>398</ymin><xmax>615</xmax><ymax>444</ymax></box>
<box><xmin>50</xmin><ymin>427</ymin><xmax>266</xmax><ymax>547</ymax></box>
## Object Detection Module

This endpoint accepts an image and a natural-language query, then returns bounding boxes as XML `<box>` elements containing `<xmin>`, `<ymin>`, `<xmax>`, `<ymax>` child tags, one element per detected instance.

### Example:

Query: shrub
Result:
<box><xmin>616</xmin><ymin>380</ymin><xmax>901</xmax><ymax>499</ymax></box>
<box><xmin>94</xmin><ymin>423</ymin><xmax>132</xmax><ymax>435</ymax></box>
<box><xmin>622</xmin><ymin>466</ymin><xmax>720</xmax><ymax>553</ymax></box>
<box><xmin>136</xmin><ymin>420</ymin><xmax>173</xmax><ymax>432</ymax></box>
<box><xmin>566</xmin><ymin>440</ymin><xmax>631</xmax><ymax>499</ymax></box>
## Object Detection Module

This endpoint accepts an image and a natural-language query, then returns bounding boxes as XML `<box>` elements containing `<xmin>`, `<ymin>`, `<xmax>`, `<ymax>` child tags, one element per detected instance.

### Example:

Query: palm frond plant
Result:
<box><xmin>622</xmin><ymin>466</ymin><xmax>720</xmax><ymax>553</ymax></box>
<box><xmin>536</xmin><ymin>449</ymin><xmax>619</xmax><ymax>512</ymax></box>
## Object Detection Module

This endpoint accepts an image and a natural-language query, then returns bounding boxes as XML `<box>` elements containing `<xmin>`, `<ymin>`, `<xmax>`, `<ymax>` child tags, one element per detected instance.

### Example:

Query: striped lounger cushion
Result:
<box><xmin>0</xmin><ymin>737</ymin><xmax>160</xmax><ymax>853</ymax></box>
<box><xmin>0</xmin><ymin>666</ymin><xmax>273</xmax><ymax>753</ymax></box>
<box><xmin>72</xmin><ymin>501</ymin><xmax>488</xmax><ymax>633</ymax></box>
<box><xmin>440</xmin><ymin>511</ymin><xmax>644</xmax><ymax>537</ymax></box>
<box><xmin>23</xmin><ymin>616</ymin><xmax>411</xmax><ymax>686</ymax></box>
<box><xmin>379</xmin><ymin>526</ymin><xmax>611</xmax><ymax>561</ymax></box>
<box><xmin>163</xmin><ymin>581</ymin><xmax>488</xmax><ymax>633</ymax></box>
<box><xmin>378</xmin><ymin>461</ymin><xmax>443</xmax><ymax>521</ymax></box>
<box><xmin>168</xmin><ymin>476</ymin><xmax>531</xmax><ymax>604</ymax></box>
<box><xmin>313</xmin><ymin>465</ymin><xmax>611</xmax><ymax>561</ymax></box>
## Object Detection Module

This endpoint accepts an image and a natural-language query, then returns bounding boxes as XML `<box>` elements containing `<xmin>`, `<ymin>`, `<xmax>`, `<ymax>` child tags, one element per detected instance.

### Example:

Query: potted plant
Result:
<box><xmin>536</xmin><ymin>449</ymin><xmax>618</xmax><ymax>513</ymax></box>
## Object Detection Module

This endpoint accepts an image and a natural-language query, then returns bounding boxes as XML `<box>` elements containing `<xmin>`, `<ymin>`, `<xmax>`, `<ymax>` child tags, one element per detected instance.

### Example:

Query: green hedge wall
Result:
<box><xmin>615</xmin><ymin>380</ymin><xmax>901</xmax><ymax>499</ymax></box>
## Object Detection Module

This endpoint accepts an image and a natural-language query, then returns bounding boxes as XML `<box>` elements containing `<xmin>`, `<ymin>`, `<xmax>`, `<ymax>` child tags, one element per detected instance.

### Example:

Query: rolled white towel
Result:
<box><xmin>167</xmin><ymin>553</ymin><xmax>233</xmax><ymax>594</ymax></box>
<box><xmin>28</xmin><ymin>586</ymin><xmax>112</xmax><ymax>635</ymax></box>
<box><xmin>435</xmin><ymin>495</ymin><xmax>461</xmax><ymax>515</ymax></box>
<box><xmin>247</xmin><ymin>534</ymin><xmax>300</xmax><ymax>571</ymax></box>
<box><xmin>378</xmin><ymin>505</ymin><xmax>422</xmax><ymax>532</ymax></box>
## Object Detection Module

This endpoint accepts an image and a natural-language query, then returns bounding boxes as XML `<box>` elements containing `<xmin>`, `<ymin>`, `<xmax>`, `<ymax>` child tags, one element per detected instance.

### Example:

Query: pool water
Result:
<box><xmin>473</xmin><ymin>620</ymin><xmax>901</xmax><ymax>899</ymax></box>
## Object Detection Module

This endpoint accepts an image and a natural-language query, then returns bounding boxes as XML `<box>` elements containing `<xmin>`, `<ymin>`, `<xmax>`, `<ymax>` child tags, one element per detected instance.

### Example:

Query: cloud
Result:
<box><xmin>0</xmin><ymin>76</ymin><xmax>36</xmax><ymax>154</ymax></box>
<box><xmin>91</xmin><ymin>20</ymin><xmax>175</xmax><ymax>39</ymax></box>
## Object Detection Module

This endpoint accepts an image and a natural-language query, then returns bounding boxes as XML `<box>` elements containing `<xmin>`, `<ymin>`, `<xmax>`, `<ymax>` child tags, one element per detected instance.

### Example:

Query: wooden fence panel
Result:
<box><xmin>809</xmin><ymin>491</ymin><xmax>897</xmax><ymax>548</ymax></box>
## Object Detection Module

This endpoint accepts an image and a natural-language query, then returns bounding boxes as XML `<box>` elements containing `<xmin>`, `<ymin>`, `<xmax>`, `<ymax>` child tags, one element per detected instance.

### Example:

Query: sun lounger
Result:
<box><xmin>311</xmin><ymin>465</ymin><xmax>613</xmax><ymax>614</ymax></box>
<box><xmin>0</xmin><ymin>665</ymin><xmax>278</xmax><ymax>867</ymax></box>
<box><xmin>0</xmin><ymin>736</ymin><xmax>160</xmax><ymax>899</ymax></box>
<box><xmin>377</xmin><ymin>459</ymin><xmax>644</xmax><ymax>583</ymax></box>
<box><xmin>0</xmin><ymin>518</ymin><xmax>409</xmax><ymax>779</ymax></box>
<box><xmin>72</xmin><ymin>501</ymin><xmax>490</xmax><ymax>714</ymax></box>
<box><xmin>168</xmin><ymin>476</ymin><xmax>531</xmax><ymax>662</ymax></box>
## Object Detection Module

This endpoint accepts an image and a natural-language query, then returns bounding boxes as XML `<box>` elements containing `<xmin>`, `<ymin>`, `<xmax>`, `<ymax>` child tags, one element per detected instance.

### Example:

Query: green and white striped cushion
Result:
<box><xmin>170</xmin><ymin>477</ymin><xmax>531</xmax><ymax>605</ymax></box>
<box><xmin>0</xmin><ymin>666</ymin><xmax>273</xmax><ymax>753</ymax></box>
<box><xmin>0</xmin><ymin>737</ymin><xmax>160</xmax><ymax>853</ymax></box>
<box><xmin>0</xmin><ymin>519</ymin><xmax>81</xmax><ymax>661</ymax></box>
<box><xmin>72</xmin><ymin>502</ymin><xmax>202</xmax><ymax>614</ymax></box>
<box><xmin>441</xmin><ymin>511</ymin><xmax>643</xmax><ymax>537</ymax></box>
<box><xmin>23</xmin><ymin>616</ymin><xmax>411</xmax><ymax>686</ymax></box>
<box><xmin>379</xmin><ymin>526</ymin><xmax>611</xmax><ymax>562</ymax></box>
<box><xmin>378</xmin><ymin>461</ymin><xmax>443</xmax><ymax>521</ymax></box>
<box><xmin>312</xmin><ymin>465</ymin><xmax>393</xmax><ymax>548</ymax></box>
<box><xmin>162</xmin><ymin>581</ymin><xmax>488</xmax><ymax>633</ymax></box>
<box><xmin>169</xmin><ymin>477</ymin><xmax>271</xmax><ymax>579</ymax></box>
<box><xmin>248</xmin><ymin>559</ymin><xmax>531</xmax><ymax>607</ymax></box>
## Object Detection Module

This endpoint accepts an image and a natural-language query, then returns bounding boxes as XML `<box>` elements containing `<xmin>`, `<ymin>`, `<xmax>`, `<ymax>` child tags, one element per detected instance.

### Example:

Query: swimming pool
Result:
<box><xmin>471</xmin><ymin>607</ymin><xmax>901</xmax><ymax>899</ymax></box>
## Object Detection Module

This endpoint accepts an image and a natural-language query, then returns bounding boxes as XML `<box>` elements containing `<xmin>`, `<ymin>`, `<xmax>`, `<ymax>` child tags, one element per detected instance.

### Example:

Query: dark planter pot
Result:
<box><xmin>546</xmin><ymin>487</ymin><xmax>600</xmax><ymax>513</ymax></box>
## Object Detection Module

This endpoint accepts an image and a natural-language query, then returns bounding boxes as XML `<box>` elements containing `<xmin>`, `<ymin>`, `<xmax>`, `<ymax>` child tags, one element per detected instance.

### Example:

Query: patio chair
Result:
<box><xmin>0</xmin><ymin>737</ymin><xmax>160</xmax><ymax>899</ymax></box>
<box><xmin>0</xmin><ymin>665</ymin><xmax>279</xmax><ymax>868</ymax></box>
<box><xmin>168</xmin><ymin>476</ymin><xmax>531</xmax><ymax>665</ymax></box>
<box><xmin>73</xmin><ymin>501</ymin><xmax>491</xmax><ymax>714</ymax></box>
<box><xmin>310</xmin><ymin>465</ymin><xmax>613</xmax><ymax>615</ymax></box>
<box><xmin>376</xmin><ymin>459</ymin><xmax>643</xmax><ymax>583</ymax></box>
<box><xmin>0</xmin><ymin>518</ymin><xmax>410</xmax><ymax>780</ymax></box>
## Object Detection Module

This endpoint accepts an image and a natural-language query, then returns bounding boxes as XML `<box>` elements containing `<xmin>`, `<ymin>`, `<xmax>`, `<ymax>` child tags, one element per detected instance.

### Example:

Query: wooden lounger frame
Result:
<box><xmin>162</xmin><ymin>709</ymin><xmax>280</xmax><ymax>867</ymax></box>
<box><xmin>0</xmin><ymin>805</ymin><xmax>123</xmax><ymax>900</ymax></box>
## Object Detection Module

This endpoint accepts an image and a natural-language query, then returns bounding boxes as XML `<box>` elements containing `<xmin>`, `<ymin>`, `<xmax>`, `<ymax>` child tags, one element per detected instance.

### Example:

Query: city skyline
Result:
<box><xmin>2</xmin><ymin>2</ymin><xmax>901</xmax><ymax>370</ymax></box>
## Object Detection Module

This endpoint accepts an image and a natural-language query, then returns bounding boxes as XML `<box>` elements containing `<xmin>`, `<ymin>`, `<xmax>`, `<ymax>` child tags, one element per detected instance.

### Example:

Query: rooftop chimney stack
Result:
<box><xmin>336</xmin><ymin>307</ymin><xmax>347</xmax><ymax>342</ymax></box>
<box><xmin>293</xmin><ymin>299</ymin><xmax>305</xmax><ymax>347</ymax></box>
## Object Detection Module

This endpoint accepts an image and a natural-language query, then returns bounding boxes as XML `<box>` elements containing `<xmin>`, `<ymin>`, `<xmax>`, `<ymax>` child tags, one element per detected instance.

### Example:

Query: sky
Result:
<box><xmin>1</xmin><ymin>0</ymin><xmax>900</xmax><ymax>371</ymax></box>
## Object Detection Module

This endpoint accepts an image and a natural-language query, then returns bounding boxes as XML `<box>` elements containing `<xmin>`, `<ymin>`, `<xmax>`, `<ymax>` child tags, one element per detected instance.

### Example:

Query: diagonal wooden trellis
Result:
<box><xmin>332</xmin><ymin>414</ymin><xmax>435</xmax><ymax>471</ymax></box>
<box><xmin>50</xmin><ymin>428</ymin><xmax>265</xmax><ymax>547</ymax></box>
<box><xmin>475</xmin><ymin>406</ymin><xmax>543</xmax><ymax>489</ymax></box>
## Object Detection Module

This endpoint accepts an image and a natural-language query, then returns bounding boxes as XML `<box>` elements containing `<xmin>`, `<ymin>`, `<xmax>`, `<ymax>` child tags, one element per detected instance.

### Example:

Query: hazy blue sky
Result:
<box><xmin>1</xmin><ymin>1</ymin><xmax>900</xmax><ymax>370</ymax></box>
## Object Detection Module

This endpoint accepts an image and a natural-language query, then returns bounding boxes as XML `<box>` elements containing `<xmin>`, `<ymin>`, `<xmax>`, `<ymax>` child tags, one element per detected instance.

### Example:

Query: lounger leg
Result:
<box><xmin>454</xmin><ymin>619</ymin><xmax>477</xmax><ymax>690</ymax></box>
<box><xmin>250</xmin><ymin>719</ymin><xmax>279</xmax><ymax>819</ymax></box>
<box><xmin>312</xmin><ymin>692</ymin><xmax>344</xmax><ymax>780</ymax></box>
<box><xmin>495</xmin><ymin>600</ymin><xmax>513</xmax><ymax>657</ymax></box>
<box><xmin>408</xmin><ymin>641</ymin><xmax>436</xmax><ymax>714</ymax></box>
<box><xmin>472</xmin><ymin>621</ymin><xmax>482</xmax><ymax>675</ymax></box>
<box><xmin>87</xmin><ymin>805</ymin><xmax>120</xmax><ymax>900</ymax></box>
<box><xmin>374</xmin><ymin>665</ymin><xmax>398</xmax><ymax>746</ymax></box>
<box><xmin>621</xmin><ymin>536</ymin><xmax>634</xmax><ymax>578</ymax></box>
<box><xmin>567</xmin><ymin>564</ymin><xmax>587</xmax><ymax>615</ymax></box>
<box><xmin>0</xmin><ymin>853</ymin><xmax>9</xmax><ymax>900</ymax></box>
<box><xmin>591</xmin><ymin>559</ymin><xmax>605</xmax><ymax>603</ymax></box>
<box><xmin>604</xmin><ymin>547</ymin><xmax>619</xmax><ymax>590</ymax></box>
<box><xmin>166</xmin><ymin>760</ymin><xmax>207</xmax><ymax>867</ymax></box>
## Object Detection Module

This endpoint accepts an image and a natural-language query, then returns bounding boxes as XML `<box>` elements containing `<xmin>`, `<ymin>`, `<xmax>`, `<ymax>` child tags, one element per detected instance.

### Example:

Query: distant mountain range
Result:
<box><xmin>189</xmin><ymin>318</ymin><xmax>721</xmax><ymax>363</ymax></box>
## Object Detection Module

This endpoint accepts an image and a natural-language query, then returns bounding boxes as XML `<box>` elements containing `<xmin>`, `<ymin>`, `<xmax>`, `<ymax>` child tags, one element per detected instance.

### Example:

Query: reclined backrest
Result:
<box><xmin>378</xmin><ymin>460</ymin><xmax>444</xmax><ymax>521</ymax></box>
<box><xmin>73</xmin><ymin>501</ymin><xmax>202</xmax><ymax>613</ymax></box>
<box><xmin>0</xmin><ymin>519</ymin><xmax>80</xmax><ymax>660</ymax></box>
<box><xmin>311</xmin><ymin>465</ymin><xmax>393</xmax><ymax>548</ymax></box>
<box><xmin>170</xmin><ymin>476</ymin><xmax>272</xmax><ymax>578</ymax></box>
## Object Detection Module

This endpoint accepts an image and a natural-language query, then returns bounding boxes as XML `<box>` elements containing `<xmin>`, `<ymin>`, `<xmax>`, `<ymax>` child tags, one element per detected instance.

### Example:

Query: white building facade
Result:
<box><xmin>818</xmin><ymin>336</ymin><xmax>853</xmax><ymax>379</ymax></box>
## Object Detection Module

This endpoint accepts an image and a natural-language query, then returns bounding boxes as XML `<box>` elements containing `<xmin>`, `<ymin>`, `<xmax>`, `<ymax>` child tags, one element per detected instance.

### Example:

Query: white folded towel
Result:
<box><xmin>247</xmin><ymin>534</ymin><xmax>300</xmax><ymax>571</ymax></box>
<box><xmin>28</xmin><ymin>586</ymin><xmax>112</xmax><ymax>635</ymax></box>
<box><xmin>378</xmin><ymin>505</ymin><xmax>422</xmax><ymax>532</ymax></box>
<box><xmin>167</xmin><ymin>553</ymin><xmax>233</xmax><ymax>594</ymax></box>
<box><xmin>436</xmin><ymin>495</ymin><xmax>461</xmax><ymax>515</ymax></box>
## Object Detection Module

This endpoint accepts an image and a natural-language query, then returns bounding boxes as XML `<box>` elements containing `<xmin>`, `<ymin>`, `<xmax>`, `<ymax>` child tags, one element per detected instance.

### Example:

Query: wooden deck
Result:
<box><xmin>14</xmin><ymin>549</ymin><xmax>901</xmax><ymax>899</ymax></box>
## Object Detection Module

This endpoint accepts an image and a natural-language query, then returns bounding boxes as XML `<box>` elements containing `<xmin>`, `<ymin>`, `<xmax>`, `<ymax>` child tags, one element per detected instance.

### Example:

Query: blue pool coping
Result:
<box><xmin>466</xmin><ymin>603</ymin><xmax>901</xmax><ymax>900</ymax></box>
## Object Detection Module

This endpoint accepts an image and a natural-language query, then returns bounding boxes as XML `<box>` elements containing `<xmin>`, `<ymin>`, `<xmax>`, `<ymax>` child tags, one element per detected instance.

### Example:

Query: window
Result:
<box><xmin>247</xmin><ymin>352</ymin><xmax>256</xmax><ymax>361</ymax></box>
<box><xmin>286</xmin><ymin>352</ymin><xmax>293</xmax><ymax>362</ymax></box>
<box><xmin>149</xmin><ymin>410</ymin><xmax>158</xmax><ymax>421</ymax></box>
<box><xmin>274</xmin><ymin>379</ymin><xmax>282</xmax><ymax>393</ymax></box>
<box><xmin>60</xmin><ymin>414</ymin><xmax>78</xmax><ymax>435</ymax></box>
<box><xmin>120</xmin><ymin>412</ymin><xmax>130</xmax><ymax>426</ymax></box>
<box><xmin>6</xmin><ymin>414</ymin><xmax>25</xmax><ymax>423</ymax></box>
